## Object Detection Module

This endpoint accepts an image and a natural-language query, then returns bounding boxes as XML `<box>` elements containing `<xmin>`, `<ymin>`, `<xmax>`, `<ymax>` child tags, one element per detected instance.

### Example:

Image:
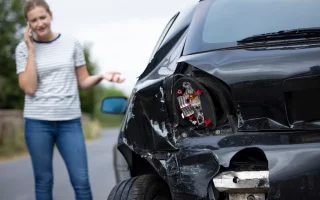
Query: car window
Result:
<box><xmin>159</xmin><ymin>3</ymin><xmax>197</xmax><ymax>49</ymax></box>
<box><xmin>203</xmin><ymin>0</ymin><xmax>320</xmax><ymax>43</ymax></box>
<box><xmin>148</xmin><ymin>13</ymin><xmax>179</xmax><ymax>62</ymax></box>
<box><xmin>184</xmin><ymin>0</ymin><xmax>320</xmax><ymax>55</ymax></box>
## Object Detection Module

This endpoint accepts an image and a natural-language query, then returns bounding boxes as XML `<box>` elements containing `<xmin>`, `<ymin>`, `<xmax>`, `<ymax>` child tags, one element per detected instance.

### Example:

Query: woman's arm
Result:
<box><xmin>18</xmin><ymin>26</ymin><xmax>37</xmax><ymax>96</ymax></box>
<box><xmin>76</xmin><ymin>65</ymin><xmax>125</xmax><ymax>89</ymax></box>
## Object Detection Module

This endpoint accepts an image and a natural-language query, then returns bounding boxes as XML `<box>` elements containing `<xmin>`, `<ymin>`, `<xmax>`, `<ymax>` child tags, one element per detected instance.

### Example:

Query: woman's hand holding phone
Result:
<box><xmin>24</xmin><ymin>24</ymin><xmax>35</xmax><ymax>51</ymax></box>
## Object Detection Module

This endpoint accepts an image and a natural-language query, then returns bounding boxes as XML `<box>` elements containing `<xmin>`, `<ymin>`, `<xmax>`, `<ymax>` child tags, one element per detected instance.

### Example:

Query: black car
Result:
<box><xmin>102</xmin><ymin>0</ymin><xmax>320</xmax><ymax>199</ymax></box>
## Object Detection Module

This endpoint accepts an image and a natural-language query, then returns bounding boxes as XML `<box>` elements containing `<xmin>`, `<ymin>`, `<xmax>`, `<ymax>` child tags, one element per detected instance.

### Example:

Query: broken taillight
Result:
<box><xmin>176</xmin><ymin>81</ymin><xmax>212</xmax><ymax>126</ymax></box>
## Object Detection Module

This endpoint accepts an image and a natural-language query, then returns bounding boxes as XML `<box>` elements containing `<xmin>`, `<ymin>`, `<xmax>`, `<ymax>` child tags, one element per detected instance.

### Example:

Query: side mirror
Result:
<box><xmin>100</xmin><ymin>97</ymin><xmax>128</xmax><ymax>114</ymax></box>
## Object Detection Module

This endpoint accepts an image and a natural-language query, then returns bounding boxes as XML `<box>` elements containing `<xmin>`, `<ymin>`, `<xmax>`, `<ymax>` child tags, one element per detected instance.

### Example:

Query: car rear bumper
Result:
<box><xmin>150</xmin><ymin>131</ymin><xmax>320</xmax><ymax>200</ymax></box>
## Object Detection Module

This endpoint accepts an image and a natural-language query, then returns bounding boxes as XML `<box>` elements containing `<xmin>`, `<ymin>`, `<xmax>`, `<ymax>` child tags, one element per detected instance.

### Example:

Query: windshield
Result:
<box><xmin>184</xmin><ymin>0</ymin><xmax>320</xmax><ymax>55</ymax></box>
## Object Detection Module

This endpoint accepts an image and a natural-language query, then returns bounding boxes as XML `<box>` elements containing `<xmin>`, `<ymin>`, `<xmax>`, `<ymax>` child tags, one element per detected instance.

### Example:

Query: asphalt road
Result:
<box><xmin>0</xmin><ymin>128</ymin><xmax>119</xmax><ymax>200</ymax></box>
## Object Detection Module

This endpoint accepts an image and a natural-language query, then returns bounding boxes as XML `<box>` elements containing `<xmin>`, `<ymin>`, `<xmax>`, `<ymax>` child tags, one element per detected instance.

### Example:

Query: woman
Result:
<box><xmin>15</xmin><ymin>0</ymin><xmax>125</xmax><ymax>199</ymax></box>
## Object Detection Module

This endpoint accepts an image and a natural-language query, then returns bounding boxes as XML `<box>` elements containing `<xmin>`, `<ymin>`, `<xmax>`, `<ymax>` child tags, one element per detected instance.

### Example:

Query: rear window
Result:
<box><xmin>184</xmin><ymin>0</ymin><xmax>320</xmax><ymax>55</ymax></box>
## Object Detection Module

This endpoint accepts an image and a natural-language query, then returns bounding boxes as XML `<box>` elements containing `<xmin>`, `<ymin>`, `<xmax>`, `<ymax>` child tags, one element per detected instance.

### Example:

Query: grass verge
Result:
<box><xmin>0</xmin><ymin>120</ymin><xmax>103</xmax><ymax>161</ymax></box>
<box><xmin>0</xmin><ymin>129</ymin><xmax>27</xmax><ymax>161</ymax></box>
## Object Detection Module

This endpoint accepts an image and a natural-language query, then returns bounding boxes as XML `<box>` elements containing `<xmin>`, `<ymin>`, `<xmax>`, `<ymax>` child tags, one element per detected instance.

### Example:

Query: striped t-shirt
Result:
<box><xmin>15</xmin><ymin>34</ymin><xmax>86</xmax><ymax>121</ymax></box>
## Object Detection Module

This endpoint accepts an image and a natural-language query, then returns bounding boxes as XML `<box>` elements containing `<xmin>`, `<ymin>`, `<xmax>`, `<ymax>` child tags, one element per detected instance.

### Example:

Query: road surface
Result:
<box><xmin>0</xmin><ymin>128</ymin><xmax>119</xmax><ymax>200</ymax></box>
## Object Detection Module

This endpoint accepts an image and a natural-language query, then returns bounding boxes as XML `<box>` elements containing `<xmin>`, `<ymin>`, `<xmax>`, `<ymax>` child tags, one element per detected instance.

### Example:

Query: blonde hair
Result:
<box><xmin>24</xmin><ymin>0</ymin><xmax>51</xmax><ymax>19</ymax></box>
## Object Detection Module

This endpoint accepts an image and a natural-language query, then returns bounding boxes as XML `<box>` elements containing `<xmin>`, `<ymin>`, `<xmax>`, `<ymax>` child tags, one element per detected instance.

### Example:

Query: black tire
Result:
<box><xmin>107</xmin><ymin>175</ymin><xmax>171</xmax><ymax>200</ymax></box>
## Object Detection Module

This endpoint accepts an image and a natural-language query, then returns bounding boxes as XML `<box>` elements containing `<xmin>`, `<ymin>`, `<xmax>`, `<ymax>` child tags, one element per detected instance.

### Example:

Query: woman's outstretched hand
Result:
<box><xmin>101</xmin><ymin>72</ymin><xmax>125</xmax><ymax>83</ymax></box>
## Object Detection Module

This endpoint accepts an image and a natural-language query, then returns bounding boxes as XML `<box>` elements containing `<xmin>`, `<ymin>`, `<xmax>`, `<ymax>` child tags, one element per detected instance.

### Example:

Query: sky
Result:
<box><xmin>46</xmin><ymin>0</ymin><xmax>198</xmax><ymax>95</ymax></box>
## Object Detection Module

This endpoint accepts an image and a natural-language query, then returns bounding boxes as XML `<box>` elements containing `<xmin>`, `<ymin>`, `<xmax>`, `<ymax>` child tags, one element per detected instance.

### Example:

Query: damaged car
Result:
<box><xmin>102</xmin><ymin>0</ymin><xmax>320</xmax><ymax>199</ymax></box>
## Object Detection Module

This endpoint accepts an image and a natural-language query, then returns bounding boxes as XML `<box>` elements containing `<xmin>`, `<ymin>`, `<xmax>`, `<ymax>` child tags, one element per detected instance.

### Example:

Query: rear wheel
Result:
<box><xmin>107</xmin><ymin>175</ymin><xmax>171</xmax><ymax>200</ymax></box>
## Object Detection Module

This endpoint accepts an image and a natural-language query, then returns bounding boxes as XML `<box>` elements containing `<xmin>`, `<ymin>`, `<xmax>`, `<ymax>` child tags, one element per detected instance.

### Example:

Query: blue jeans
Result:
<box><xmin>24</xmin><ymin>118</ymin><xmax>92</xmax><ymax>200</ymax></box>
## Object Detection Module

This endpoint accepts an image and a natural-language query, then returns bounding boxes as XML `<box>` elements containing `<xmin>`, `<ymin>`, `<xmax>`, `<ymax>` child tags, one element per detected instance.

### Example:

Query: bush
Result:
<box><xmin>0</xmin><ymin>111</ymin><xmax>102</xmax><ymax>160</ymax></box>
<box><xmin>83</xmin><ymin>119</ymin><xmax>102</xmax><ymax>141</ymax></box>
<box><xmin>0</xmin><ymin>129</ymin><xmax>27</xmax><ymax>159</ymax></box>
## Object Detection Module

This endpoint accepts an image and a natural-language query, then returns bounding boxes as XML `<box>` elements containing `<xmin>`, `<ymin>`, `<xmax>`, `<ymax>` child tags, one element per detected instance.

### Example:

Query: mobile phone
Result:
<box><xmin>27</xmin><ymin>22</ymin><xmax>34</xmax><ymax>40</ymax></box>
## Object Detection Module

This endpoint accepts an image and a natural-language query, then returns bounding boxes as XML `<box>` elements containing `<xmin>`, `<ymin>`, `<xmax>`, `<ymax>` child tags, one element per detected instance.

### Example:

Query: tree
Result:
<box><xmin>79</xmin><ymin>43</ymin><xmax>97</xmax><ymax>116</ymax></box>
<box><xmin>0</xmin><ymin>0</ymin><xmax>25</xmax><ymax>109</ymax></box>
<box><xmin>80</xmin><ymin>44</ymin><xmax>127</xmax><ymax>125</ymax></box>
